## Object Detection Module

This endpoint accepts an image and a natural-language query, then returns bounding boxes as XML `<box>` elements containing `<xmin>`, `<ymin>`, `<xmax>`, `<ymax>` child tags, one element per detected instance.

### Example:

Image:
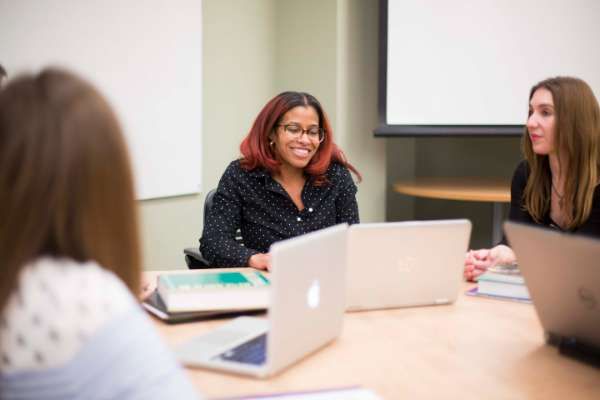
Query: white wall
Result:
<box><xmin>0</xmin><ymin>0</ymin><xmax>203</xmax><ymax>200</ymax></box>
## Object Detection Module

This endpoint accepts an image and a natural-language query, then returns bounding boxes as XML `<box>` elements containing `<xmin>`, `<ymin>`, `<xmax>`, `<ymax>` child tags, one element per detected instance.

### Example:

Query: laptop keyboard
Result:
<box><xmin>214</xmin><ymin>333</ymin><xmax>267</xmax><ymax>365</ymax></box>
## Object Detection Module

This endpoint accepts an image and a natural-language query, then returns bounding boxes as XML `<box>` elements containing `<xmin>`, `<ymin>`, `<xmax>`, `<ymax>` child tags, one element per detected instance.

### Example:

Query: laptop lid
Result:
<box><xmin>175</xmin><ymin>223</ymin><xmax>348</xmax><ymax>377</ymax></box>
<box><xmin>504</xmin><ymin>221</ymin><xmax>600</xmax><ymax>349</ymax></box>
<box><xmin>266</xmin><ymin>223</ymin><xmax>348</xmax><ymax>374</ymax></box>
<box><xmin>346</xmin><ymin>219</ymin><xmax>471</xmax><ymax>311</ymax></box>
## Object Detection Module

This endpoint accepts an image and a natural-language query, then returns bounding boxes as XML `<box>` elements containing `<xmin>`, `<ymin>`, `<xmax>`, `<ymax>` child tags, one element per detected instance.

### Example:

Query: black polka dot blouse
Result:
<box><xmin>200</xmin><ymin>159</ymin><xmax>359</xmax><ymax>267</ymax></box>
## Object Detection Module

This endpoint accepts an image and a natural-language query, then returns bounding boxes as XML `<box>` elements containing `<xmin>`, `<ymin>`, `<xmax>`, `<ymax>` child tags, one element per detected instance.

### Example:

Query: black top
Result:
<box><xmin>502</xmin><ymin>160</ymin><xmax>600</xmax><ymax>244</ymax></box>
<box><xmin>200</xmin><ymin>160</ymin><xmax>359</xmax><ymax>266</ymax></box>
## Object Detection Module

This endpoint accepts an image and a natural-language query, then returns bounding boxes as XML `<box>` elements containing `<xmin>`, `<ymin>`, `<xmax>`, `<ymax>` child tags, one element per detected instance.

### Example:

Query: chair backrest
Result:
<box><xmin>203</xmin><ymin>188</ymin><xmax>241</xmax><ymax>240</ymax></box>
<box><xmin>203</xmin><ymin>188</ymin><xmax>217</xmax><ymax>226</ymax></box>
<box><xmin>184</xmin><ymin>188</ymin><xmax>242</xmax><ymax>268</ymax></box>
<box><xmin>184</xmin><ymin>188</ymin><xmax>217</xmax><ymax>268</ymax></box>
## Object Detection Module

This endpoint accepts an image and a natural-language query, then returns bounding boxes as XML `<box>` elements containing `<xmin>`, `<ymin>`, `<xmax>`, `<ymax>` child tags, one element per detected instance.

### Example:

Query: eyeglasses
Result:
<box><xmin>277</xmin><ymin>124</ymin><xmax>325</xmax><ymax>143</ymax></box>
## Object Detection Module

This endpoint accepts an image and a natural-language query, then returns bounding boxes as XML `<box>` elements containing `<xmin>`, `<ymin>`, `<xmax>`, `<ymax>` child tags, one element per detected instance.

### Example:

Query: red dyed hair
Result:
<box><xmin>240</xmin><ymin>91</ymin><xmax>361</xmax><ymax>185</ymax></box>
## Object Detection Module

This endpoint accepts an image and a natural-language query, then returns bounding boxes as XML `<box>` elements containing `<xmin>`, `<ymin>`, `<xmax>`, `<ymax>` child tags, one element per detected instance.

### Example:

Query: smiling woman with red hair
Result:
<box><xmin>200</xmin><ymin>91</ymin><xmax>361</xmax><ymax>270</ymax></box>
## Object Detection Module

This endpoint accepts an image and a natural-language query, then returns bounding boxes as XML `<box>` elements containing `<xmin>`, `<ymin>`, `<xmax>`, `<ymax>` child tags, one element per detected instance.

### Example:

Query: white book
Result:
<box><xmin>477</xmin><ymin>271</ymin><xmax>530</xmax><ymax>300</ymax></box>
<box><xmin>157</xmin><ymin>270</ymin><xmax>270</xmax><ymax>313</ymax></box>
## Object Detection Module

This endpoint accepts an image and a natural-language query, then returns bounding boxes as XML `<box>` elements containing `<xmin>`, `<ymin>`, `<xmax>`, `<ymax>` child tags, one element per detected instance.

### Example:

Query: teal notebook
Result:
<box><xmin>160</xmin><ymin>271</ymin><xmax>270</xmax><ymax>290</ymax></box>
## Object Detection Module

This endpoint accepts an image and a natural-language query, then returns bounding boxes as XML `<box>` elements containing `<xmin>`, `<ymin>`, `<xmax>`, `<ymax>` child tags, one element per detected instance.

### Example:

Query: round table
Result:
<box><xmin>394</xmin><ymin>177</ymin><xmax>511</xmax><ymax>244</ymax></box>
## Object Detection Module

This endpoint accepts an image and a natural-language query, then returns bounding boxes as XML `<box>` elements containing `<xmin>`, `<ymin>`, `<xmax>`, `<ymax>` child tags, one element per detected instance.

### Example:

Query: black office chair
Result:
<box><xmin>183</xmin><ymin>189</ymin><xmax>216</xmax><ymax>269</ymax></box>
<box><xmin>183</xmin><ymin>188</ymin><xmax>243</xmax><ymax>269</ymax></box>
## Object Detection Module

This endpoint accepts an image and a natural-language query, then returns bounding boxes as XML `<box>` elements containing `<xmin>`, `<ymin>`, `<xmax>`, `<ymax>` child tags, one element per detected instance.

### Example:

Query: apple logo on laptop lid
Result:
<box><xmin>307</xmin><ymin>280</ymin><xmax>320</xmax><ymax>309</ymax></box>
<box><xmin>396</xmin><ymin>255</ymin><xmax>418</xmax><ymax>273</ymax></box>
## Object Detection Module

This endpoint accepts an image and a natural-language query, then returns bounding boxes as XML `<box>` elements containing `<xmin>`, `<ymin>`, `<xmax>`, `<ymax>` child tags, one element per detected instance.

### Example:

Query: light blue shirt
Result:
<box><xmin>0</xmin><ymin>305</ymin><xmax>200</xmax><ymax>400</ymax></box>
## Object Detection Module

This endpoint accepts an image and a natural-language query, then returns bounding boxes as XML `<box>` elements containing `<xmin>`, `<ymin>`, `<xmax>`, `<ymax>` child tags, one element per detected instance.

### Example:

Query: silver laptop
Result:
<box><xmin>175</xmin><ymin>223</ymin><xmax>348</xmax><ymax>378</ymax></box>
<box><xmin>346</xmin><ymin>220</ymin><xmax>471</xmax><ymax>311</ymax></box>
<box><xmin>504</xmin><ymin>221</ymin><xmax>600</xmax><ymax>353</ymax></box>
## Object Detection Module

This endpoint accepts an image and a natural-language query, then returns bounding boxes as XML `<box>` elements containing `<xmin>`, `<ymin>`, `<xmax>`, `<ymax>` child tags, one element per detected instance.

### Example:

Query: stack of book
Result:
<box><xmin>142</xmin><ymin>270</ymin><xmax>270</xmax><ymax>323</ymax></box>
<box><xmin>469</xmin><ymin>270</ymin><xmax>531</xmax><ymax>302</ymax></box>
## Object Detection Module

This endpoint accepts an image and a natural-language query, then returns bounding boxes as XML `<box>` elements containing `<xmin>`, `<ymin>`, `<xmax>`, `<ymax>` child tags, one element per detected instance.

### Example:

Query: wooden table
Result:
<box><xmin>394</xmin><ymin>177</ymin><xmax>511</xmax><ymax>245</ymax></box>
<box><xmin>145</xmin><ymin>271</ymin><xmax>600</xmax><ymax>399</ymax></box>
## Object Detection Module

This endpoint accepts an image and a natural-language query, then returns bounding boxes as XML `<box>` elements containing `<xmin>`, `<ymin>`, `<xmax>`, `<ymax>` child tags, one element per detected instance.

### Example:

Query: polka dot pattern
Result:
<box><xmin>200</xmin><ymin>160</ymin><xmax>359</xmax><ymax>267</ymax></box>
<box><xmin>0</xmin><ymin>257</ymin><xmax>133</xmax><ymax>373</ymax></box>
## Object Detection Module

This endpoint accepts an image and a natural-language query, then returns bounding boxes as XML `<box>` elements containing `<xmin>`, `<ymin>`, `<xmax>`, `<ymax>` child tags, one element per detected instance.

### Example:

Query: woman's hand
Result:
<box><xmin>139</xmin><ymin>277</ymin><xmax>155</xmax><ymax>301</ymax></box>
<box><xmin>464</xmin><ymin>249</ymin><xmax>493</xmax><ymax>282</ymax></box>
<box><xmin>464</xmin><ymin>245</ymin><xmax>516</xmax><ymax>282</ymax></box>
<box><xmin>248</xmin><ymin>253</ymin><xmax>271</xmax><ymax>271</ymax></box>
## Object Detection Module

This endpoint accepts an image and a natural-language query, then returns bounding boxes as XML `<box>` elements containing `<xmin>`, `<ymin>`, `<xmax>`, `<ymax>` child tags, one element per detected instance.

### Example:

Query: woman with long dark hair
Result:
<box><xmin>201</xmin><ymin>91</ymin><xmax>361</xmax><ymax>269</ymax></box>
<box><xmin>465</xmin><ymin>76</ymin><xmax>600</xmax><ymax>281</ymax></box>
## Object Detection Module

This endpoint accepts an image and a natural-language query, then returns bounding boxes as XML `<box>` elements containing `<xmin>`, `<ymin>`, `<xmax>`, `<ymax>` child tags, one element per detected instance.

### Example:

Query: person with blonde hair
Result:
<box><xmin>465</xmin><ymin>76</ymin><xmax>600</xmax><ymax>281</ymax></box>
<box><xmin>0</xmin><ymin>69</ymin><xmax>200</xmax><ymax>399</ymax></box>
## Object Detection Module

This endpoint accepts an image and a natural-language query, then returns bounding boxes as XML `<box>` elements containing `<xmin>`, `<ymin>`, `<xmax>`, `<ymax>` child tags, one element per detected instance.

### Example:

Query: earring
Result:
<box><xmin>269</xmin><ymin>140</ymin><xmax>275</xmax><ymax>146</ymax></box>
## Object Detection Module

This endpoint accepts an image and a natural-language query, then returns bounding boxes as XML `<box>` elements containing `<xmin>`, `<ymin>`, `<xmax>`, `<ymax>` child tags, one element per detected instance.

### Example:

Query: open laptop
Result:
<box><xmin>504</xmin><ymin>221</ymin><xmax>600</xmax><ymax>358</ymax></box>
<box><xmin>175</xmin><ymin>223</ymin><xmax>348</xmax><ymax>378</ymax></box>
<box><xmin>346</xmin><ymin>219</ymin><xmax>471</xmax><ymax>311</ymax></box>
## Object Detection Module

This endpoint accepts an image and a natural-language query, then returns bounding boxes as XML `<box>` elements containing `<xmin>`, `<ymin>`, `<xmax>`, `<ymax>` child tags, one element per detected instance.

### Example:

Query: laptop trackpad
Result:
<box><xmin>214</xmin><ymin>332</ymin><xmax>267</xmax><ymax>366</ymax></box>
<box><xmin>176</xmin><ymin>316</ymin><xmax>269</xmax><ymax>365</ymax></box>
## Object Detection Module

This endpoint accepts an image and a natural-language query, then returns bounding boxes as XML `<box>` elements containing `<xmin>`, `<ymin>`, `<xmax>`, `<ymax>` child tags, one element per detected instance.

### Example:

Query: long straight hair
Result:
<box><xmin>239</xmin><ymin>91</ymin><xmax>361</xmax><ymax>185</ymax></box>
<box><xmin>0</xmin><ymin>68</ymin><xmax>141</xmax><ymax>312</ymax></box>
<box><xmin>522</xmin><ymin>76</ymin><xmax>600</xmax><ymax>228</ymax></box>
